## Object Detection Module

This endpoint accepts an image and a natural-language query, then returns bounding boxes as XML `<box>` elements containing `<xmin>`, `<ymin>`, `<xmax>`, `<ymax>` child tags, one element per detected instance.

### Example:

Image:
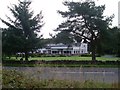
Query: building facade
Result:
<box><xmin>37</xmin><ymin>43</ymin><xmax>88</xmax><ymax>55</ymax></box>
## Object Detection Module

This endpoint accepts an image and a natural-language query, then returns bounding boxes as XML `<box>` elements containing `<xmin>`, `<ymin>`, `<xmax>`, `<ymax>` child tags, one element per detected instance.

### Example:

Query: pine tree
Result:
<box><xmin>1</xmin><ymin>0</ymin><xmax>44</xmax><ymax>61</ymax></box>
<box><xmin>56</xmin><ymin>1</ymin><xmax>113</xmax><ymax>61</ymax></box>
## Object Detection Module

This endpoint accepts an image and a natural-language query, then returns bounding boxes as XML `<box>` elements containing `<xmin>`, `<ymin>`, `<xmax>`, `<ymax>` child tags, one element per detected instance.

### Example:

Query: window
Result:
<box><xmin>74</xmin><ymin>51</ymin><xmax>76</xmax><ymax>54</ymax></box>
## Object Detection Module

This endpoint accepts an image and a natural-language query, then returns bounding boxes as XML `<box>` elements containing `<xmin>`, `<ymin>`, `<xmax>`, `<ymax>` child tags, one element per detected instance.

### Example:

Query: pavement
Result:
<box><xmin>2</xmin><ymin>66</ymin><xmax>119</xmax><ymax>84</ymax></box>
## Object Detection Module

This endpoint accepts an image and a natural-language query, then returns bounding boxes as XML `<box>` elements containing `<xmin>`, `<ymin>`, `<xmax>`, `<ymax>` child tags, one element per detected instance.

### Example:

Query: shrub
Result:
<box><xmin>80</xmin><ymin>54</ymin><xmax>92</xmax><ymax>57</ymax></box>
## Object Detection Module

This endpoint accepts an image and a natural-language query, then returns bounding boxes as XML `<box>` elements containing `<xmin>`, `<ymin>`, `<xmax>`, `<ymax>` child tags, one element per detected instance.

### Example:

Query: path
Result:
<box><xmin>3</xmin><ymin>67</ymin><xmax>119</xmax><ymax>84</ymax></box>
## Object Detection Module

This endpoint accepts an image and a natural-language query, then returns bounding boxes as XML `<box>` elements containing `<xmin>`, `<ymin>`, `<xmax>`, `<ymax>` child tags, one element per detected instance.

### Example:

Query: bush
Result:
<box><xmin>29</xmin><ymin>53</ymin><xmax>72</xmax><ymax>57</ymax></box>
<box><xmin>80</xmin><ymin>54</ymin><xmax>101</xmax><ymax>57</ymax></box>
<box><xmin>37</xmin><ymin>54</ymin><xmax>67</xmax><ymax>57</ymax></box>
<box><xmin>95</xmin><ymin>54</ymin><xmax>101</xmax><ymax>57</ymax></box>
<box><xmin>80</xmin><ymin>54</ymin><xmax>92</xmax><ymax>57</ymax></box>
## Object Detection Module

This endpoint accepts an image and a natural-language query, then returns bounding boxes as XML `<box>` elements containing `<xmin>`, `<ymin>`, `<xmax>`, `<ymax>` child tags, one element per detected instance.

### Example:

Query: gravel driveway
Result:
<box><xmin>3</xmin><ymin>67</ymin><xmax>119</xmax><ymax>84</ymax></box>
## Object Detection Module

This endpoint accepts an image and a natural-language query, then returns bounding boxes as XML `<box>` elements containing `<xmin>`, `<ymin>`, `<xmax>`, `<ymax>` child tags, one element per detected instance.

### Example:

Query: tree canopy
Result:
<box><xmin>56</xmin><ymin>0</ymin><xmax>113</xmax><ymax>61</ymax></box>
<box><xmin>51</xmin><ymin>30</ymin><xmax>74</xmax><ymax>44</ymax></box>
<box><xmin>1</xmin><ymin>0</ymin><xmax>44</xmax><ymax>61</ymax></box>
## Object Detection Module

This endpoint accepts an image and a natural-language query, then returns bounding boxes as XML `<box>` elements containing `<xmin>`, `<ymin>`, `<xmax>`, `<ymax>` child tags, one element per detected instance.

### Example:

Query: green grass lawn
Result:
<box><xmin>3</xmin><ymin>56</ymin><xmax>119</xmax><ymax>67</ymax></box>
<box><xmin>6</xmin><ymin>56</ymin><xmax>120</xmax><ymax>61</ymax></box>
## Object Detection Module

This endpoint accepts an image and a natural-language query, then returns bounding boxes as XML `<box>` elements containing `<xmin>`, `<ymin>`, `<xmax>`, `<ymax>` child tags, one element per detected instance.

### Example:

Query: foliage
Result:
<box><xmin>1</xmin><ymin>0</ymin><xmax>44</xmax><ymax>61</ymax></box>
<box><xmin>52</xmin><ymin>30</ymin><xmax>74</xmax><ymax>44</ymax></box>
<box><xmin>117</xmin><ymin>28</ymin><xmax>120</xmax><ymax>57</ymax></box>
<box><xmin>56</xmin><ymin>0</ymin><xmax>113</xmax><ymax>61</ymax></box>
<box><xmin>2</xmin><ymin>28</ymin><xmax>24</xmax><ymax>57</ymax></box>
<box><xmin>80</xmin><ymin>54</ymin><xmax>92</xmax><ymax>57</ymax></box>
<box><xmin>97</xmin><ymin>27</ymin><xmax>120</xmax><ymax>56</ymax></box>
<box><xmin>39</xmin><ymin>38</ymin><xmax>53</xmax><ymax>47</ymax></box>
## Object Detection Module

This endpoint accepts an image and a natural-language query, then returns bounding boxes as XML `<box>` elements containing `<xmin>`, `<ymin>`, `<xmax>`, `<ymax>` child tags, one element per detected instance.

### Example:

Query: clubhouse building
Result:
<box><xmin>37</xmin><ymin>43</ymin><xmax>88</xmax><ymax>55</ymax></box>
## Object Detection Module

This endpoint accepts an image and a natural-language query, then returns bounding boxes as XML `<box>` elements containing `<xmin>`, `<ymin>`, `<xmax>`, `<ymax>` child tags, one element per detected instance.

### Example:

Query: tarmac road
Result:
<box><xmin>3</xmin><ymin>67</ymin><xmax>119</xmax><ymax>84</ymax></box>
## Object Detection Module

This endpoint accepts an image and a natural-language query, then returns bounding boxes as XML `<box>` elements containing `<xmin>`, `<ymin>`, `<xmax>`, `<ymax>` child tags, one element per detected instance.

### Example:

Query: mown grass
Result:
<box><xmin>2</xmin><ymin>69</ymin><xmax>119</xmax><ymax>88</ymax></box>
<box><xmin>5</xmin><ymin>56</ymin><xmax>120</xmax><ymax>61</ymax></box>
<box><xmin>3</xmin><ymin>56</ymin><xmax>119</xmax><ymax>67</ymax></box>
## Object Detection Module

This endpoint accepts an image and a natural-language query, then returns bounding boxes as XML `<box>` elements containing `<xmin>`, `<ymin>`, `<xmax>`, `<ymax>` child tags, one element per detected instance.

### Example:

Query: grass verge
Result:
<box><xmin>2</xmin><ymin>63</ymin><xmax>119</xmax><ymax>68</ymax></box>
<box><xmin>4</xmin><ymin>56</ymin><xmax>120</xmax><ymax>61</ymax></box>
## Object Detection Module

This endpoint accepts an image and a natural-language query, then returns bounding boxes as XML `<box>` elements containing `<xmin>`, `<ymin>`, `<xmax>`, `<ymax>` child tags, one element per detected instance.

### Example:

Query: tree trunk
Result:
<box><xmin>92</xmin><ymin>46</ymin><xmax>96</xmax><ymax>62</ymax></box>
<box><xmin>91</xmin><ymin>40</ymin><xmax>96</xmax><ymax>62</ymax></box>
<box><xmin>24</xmin><ymin>39</ymin><xmax>29</xmax><ymax>61</ymax></box>
<box><xmin>25</xmin><ymin>51</ymin><xmax>28</xmax><ymax>61</ymax></box>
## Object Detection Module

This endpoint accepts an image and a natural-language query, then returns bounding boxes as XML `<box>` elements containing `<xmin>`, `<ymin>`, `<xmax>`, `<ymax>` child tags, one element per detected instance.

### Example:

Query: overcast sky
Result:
<box><xmin>0</xmin><ymin>0</ymin><xmax>120</xmax><ymax>38</ymax></box>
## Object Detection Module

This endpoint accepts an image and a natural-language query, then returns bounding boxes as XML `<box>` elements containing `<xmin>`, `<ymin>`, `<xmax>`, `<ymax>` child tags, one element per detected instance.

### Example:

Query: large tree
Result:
<box><xmin>117</xmin><ymin>28</ymin><xmax>120</xmax><ymax>57</ymax></box>
<box><xmin>56</xmin><ymin>0</ymin><xmax>113</xmax><ymax>61</ymax></box>
<box><xmin>107</xmin><ymin>27</ymin><xmax>120</xmax><ymax>56</ymax></box>
<box><xmin>1</xmin><ymin>0</ymin><xmax>44</xmax><ymax>61</ymax></box>
<box><xmin>97</xmin><ymin>27</ymin><xmax>120</xmax><ymax>56</ymax></box>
